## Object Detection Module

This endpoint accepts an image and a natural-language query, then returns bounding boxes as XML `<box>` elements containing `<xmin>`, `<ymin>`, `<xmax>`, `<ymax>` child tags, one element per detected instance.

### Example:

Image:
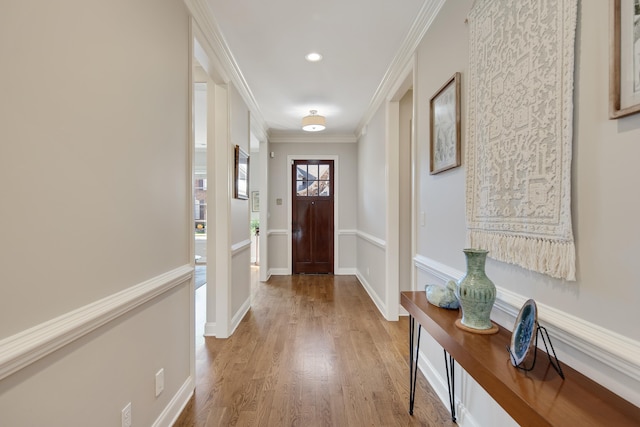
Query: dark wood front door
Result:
<box><xmin>292</xmin><ymin>160</ymin><xmax>334</xmax><ymax>274</ymax></box>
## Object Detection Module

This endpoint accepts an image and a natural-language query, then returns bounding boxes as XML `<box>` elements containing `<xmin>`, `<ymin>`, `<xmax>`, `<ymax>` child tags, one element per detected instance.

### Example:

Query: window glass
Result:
<box><xmin>296</xmin><ymin>162</ymin><xmax>331</xmax><ymax>197</ymax></box>
<box><xmin>296</xmin><ymin>165</ymin><xmax>308</xmax><ymax>196</ymax></box>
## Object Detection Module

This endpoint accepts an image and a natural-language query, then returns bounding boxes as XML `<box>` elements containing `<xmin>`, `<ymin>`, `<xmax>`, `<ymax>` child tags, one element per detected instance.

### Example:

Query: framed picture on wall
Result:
<box><xmin>610</xmin><ymin>0</ymin><xmax>640</xmax><ymax>118</ymax></box>
<box><xmin>430</xmin><ymin>72</ymin><xmax>461</xmax><ymax>174</ymax></box>
<box><xmin>234</xmin><ymin>145</ymin><xmax>249</xmax><ymax>199</ymax></box>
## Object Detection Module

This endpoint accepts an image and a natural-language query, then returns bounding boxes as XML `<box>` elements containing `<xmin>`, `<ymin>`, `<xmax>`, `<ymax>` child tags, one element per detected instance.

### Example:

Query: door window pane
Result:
<box><xmin>295</xmin><ymin>162</ymin><xmax>331</xmax><ymax>197</ymax></box>
<box><xmin>296</xmin><ymin>165</ymin><xmax>308</xmax><ymax>196</ymax></box>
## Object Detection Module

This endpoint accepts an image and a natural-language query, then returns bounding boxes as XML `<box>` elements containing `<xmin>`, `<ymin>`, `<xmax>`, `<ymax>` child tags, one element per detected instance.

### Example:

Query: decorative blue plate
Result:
<box><xmin>509</xmin><ymin>299</ymin><xmax>537</xmax><ymax>367</ymax></box>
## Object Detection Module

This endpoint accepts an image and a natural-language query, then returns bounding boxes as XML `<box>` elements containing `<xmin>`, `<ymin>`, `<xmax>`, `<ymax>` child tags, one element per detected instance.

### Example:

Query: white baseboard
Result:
<box><xmin>399</xmin><ymin>305</ymin><xmax>409</xmax><ymax>316</ymax></box>
<box><xmin>417</xmin><ymin>348</ymin><xmax>481</xmax><ymax>427</ymax></box>
<box><xmin>355</xmin><ymin>270</ymin><xmax>387</xmax><ymax>318</ymax></box>
<box><xmin>230</xmin><ymin>297</ymin><xmax>251</xmax><ymax>335</ymax></box>
<box><xmin>152</xmin><ymin>376</ymin><xmax>195</xmax><ymax>427</ymax></box>
<box><xmin>203</xmin><ymin>297</ymin><xmax>250</xmax><ymax>338</ymax></box>
<box><xmin>266</xmin><ymin>268</ymin><xmax>356</xmax><ymax>276</ymax></box>
<box><xmin>204</xmin><ymin>322</ymin><xmax>216</xmax><ymax>337</ymax></box>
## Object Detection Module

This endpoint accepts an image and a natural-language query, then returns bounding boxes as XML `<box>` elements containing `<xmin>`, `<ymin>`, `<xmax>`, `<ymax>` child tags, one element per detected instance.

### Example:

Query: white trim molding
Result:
<box><xmin>204</xmin><ymin>322</ymin><xmax>217</xmax><ymax>337</ymax></box>
<box><xmin>356</xmin><ymin>0</ymin><xmax>446</xmax><ymax>137</ymax></box>
<box><xmin>184</xmin><ymin>0</ymin><xmax>268</xmax><ymax>136</ymax></box>
<box><xmin>496</xmin><ymin>287</ymin><xmax>640</xmax><ymax>383</ymax></box>
<box><xmin>337</xmin><ymin>230</ymin><xmax>357</xmax><ymax>275</ymax></box>
<box><xmin>230</xmin><ymin>297</ymin><xmax>251</xmax><ymax>336</ymax></box>
<box><xmin>338</xmin><ymin>229</ymin><xmax>357</xmax><ymax>236</ymax></box>
<box><xmin>267</xmin><ymin>229</ymin><xmax>289</xmax><ymax>236</ymax></box>
<box><xmin>413</xmin><ymin>254</ymin><xmax>640</xmax><ymax>389</ymax></box>
<box><xmin>152</xmin><ymin>376</ymin><xmax>195</xmax><ymax>427</ymax></box>
<box><xmin>414</xmin><ymin>254</ymin><xmax>464</xmax><ymax>283</ymax></box>
<box><xmin>356</xmin><ymin>230</ymin><xmax>386</xmax><ymax>249</ymax></box>
<box><xmin>269</xmin><ymin>133</ymin><xmax>357</xmax><ymax>144</ymax></box>
<box><xmin>355</xmin><ymin>271</ymin><xmax>387</xmax><ymax>317</ymax></box>
<box><xmin>231</xmin><ymin>239</ymin><xmax>251</xmax><ymax>256</ymax></box>
<box><xmin>0</xmin><ymin>264</ymin><xmax>193</xmax><ymax>382</ymax></box>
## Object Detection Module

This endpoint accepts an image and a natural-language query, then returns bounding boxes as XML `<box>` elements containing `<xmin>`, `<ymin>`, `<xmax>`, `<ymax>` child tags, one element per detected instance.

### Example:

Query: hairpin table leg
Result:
<box><xmin>444</xmin><ymin>350</ymin><xmax>457</xmax><ymax>422</ymax></box>
<box><xmin>409</xmin><ymin>316</ymin><xmax>421</xmax><ymax>415</ymax></box>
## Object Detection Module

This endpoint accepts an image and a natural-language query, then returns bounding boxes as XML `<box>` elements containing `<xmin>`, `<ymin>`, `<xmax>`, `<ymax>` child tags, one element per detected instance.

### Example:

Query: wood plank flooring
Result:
<box><xmin>173</xmin><ymin>271</ymin><xmax>454</xmax><ymax>426</ymax></box>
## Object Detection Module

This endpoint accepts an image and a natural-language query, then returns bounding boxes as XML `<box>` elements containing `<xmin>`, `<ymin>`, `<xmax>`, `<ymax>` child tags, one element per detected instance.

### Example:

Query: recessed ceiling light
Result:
<box><xmin>305</xmin><ymin>52</ymin><xmax>323</xmax><ymax>62</ymax></box>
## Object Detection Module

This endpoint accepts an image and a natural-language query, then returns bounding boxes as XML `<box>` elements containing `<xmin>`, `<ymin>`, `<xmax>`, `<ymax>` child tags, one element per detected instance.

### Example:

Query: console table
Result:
<box><xmin>401</xmin><ymin>291</ymin><xmax>640</xmax><ymax>426</ymax></box>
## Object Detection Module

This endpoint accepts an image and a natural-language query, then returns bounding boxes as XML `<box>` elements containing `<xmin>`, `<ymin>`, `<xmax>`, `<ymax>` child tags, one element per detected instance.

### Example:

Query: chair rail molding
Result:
<box><xmin>356</xmin><ymin>230</ymin><xmax>386</xmax><ymax>249</ymax></box>
<box><xmin>338</xmin><ymin>229</ymin><xmax>357</xmax><ymax>236</ymax></box>
<box><xmin>413</xmin><ymin>254</ymin><xmax>640</xmax><ymax>388</ymax></box>
<box><xmin>0</xmin><ymin>264</ymin><xmax>193</xmax><ymax>382</ymax></box>
<box><xmin>231</xmin><ymin>238</ymin><xmax>251</xmax><ymax>256</ymax></box>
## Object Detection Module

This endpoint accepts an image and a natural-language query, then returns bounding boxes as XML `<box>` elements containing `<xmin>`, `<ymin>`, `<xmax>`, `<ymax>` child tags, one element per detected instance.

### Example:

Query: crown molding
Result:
<box><xmin>184</xmin><ymin>0</ymin><xmax>269</xmax><ymax>139</ymax></box>
<box><xmin>356</xmin><ymin>0</ymin><xmax>446</xmax><ymax>137</ymax></box>
<box><xmin>185</xmin><ymin>0</ymin><xmax>444</xmax><ymax>142</ymax></box>
<box><xmin>269</xmin><ymin>133</ymin><xmax>357</xmax><ymax>144</ymax></box>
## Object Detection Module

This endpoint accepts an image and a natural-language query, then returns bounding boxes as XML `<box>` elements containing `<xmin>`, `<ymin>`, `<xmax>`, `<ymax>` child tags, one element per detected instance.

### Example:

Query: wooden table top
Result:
<box><xmin>401</xmin><ymin>291</ymin><xmax>640</xmax><ymax>427</ymax></box>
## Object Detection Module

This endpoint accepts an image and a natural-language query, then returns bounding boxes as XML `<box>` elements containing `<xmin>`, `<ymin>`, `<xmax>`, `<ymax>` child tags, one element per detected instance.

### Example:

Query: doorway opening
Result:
<box><xmin>193</xmin><ymin>77</ymin><xmax>208</xmax><ymax>289</ymax></box>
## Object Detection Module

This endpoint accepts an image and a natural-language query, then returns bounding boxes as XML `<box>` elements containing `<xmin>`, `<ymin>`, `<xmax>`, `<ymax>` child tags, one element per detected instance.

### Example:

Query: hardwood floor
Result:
<box><xmin>174</xmin><ymin>271</ymin><xmax>454</xmax><ymax>426</ymax></box>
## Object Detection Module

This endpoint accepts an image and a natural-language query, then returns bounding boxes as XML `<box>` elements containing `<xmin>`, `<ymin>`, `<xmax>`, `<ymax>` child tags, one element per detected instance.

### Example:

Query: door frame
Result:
<box><xmin>287</xmin><ymin>154</ymin><xmax>339</xmax><ymax>275</ymax></box>
<box><xmin>385</xmin><ymin>57</ymin><xmax>415</xmax><ymax>320</ymax></box>
<box><xmin>191</xmin><ymin>20</ymin><xmax>234</xmax><ymax>338</ymax></box>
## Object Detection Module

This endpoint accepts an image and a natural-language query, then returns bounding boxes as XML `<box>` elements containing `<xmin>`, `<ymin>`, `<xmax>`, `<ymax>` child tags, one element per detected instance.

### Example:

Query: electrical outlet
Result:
<box><xmin>121</xmin><ymin>402</ymin><xmax>132</xmax><ymax>427</ymax></box>
<box><xmin>155</xmin><ymin>368</ymin><xmax>164</xmax><ymax>397</ymax></box>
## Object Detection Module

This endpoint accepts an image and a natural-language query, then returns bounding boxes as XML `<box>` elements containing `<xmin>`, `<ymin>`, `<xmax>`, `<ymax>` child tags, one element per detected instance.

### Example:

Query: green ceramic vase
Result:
<box><xmin>455</xmin><ymin>248</ymin><xmax>496</xmax><ymax>330</ymax></box>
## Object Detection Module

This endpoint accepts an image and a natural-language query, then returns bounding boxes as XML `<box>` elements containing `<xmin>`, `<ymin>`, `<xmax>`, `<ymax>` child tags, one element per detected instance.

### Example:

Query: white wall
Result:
<box><xmin>267</xmin><ymin>141</ymin><xmax>357</xmax><ymax>275</ymax></box>
<box><xmin>250</xmin><ymin>145</ymin><xmax>261</xmax><ymax>225</ymax></box>
<box><xmin>229</xmin><ymin>84</ymin><xmax>251</xmax><ymax>320</ymax></box>
<box><xmin>399</xmin><ymin>90</ymin><xmax>414</xmax><ymax>292</ymax></box>
<box><xmin>0</xmin><ymin>0</ymin><xmax>192</xmax><ymax>425</ymax></box>
<box><xmin>353</xmin><ymin>0</ymin><xmax>640</xmax><ymax>424</ymax></box>
<box><xmin>250</xmin><ymin>144</ymin><xmax>260</xmax><ymax>263</ymax></box>
<box><xmin>408</xmin><ymin>0</ymin><xmax>640</xmax><ymax>424</ymax></box>
<box><xmin>357</xmin><ymin>107</ymin><xmax>388</xmax><ymax>309</ymax></box>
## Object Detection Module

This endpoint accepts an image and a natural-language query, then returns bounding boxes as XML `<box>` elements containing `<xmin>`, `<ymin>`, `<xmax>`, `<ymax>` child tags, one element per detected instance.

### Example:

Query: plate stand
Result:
<box><xmin>507</xmin><ymin>321</ymin><xmax>565</xmax><ymax>379</ymax></box>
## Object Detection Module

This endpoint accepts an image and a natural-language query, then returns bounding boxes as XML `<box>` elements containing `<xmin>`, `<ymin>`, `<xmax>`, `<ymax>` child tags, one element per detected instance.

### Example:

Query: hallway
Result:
<box><xmin>174</xmin><ymin>272</ymin><xmax>453</xmax><ymax>426</ymax></box>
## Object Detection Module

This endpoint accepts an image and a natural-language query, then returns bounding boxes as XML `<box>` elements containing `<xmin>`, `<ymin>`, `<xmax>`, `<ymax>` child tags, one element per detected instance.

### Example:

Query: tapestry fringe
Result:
<box><xmin>469</xmin><ymin>231</ymin><xmax>576</xmax><ymax>281</ymax></box>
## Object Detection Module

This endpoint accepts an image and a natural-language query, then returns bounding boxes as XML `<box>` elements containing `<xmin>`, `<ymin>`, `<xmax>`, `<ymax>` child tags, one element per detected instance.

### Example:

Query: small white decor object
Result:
<box><xmin>425</xmin><ymin>280</ymin><xmax>459</xmax><ymax>310</ymax></box>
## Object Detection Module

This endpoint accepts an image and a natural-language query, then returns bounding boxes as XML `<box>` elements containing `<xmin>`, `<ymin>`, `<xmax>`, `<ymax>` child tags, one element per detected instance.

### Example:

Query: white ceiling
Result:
<box><xmin>204</xmin><ymin>0</ymin><xmax>442</xmax><ymax>141</ymax></box>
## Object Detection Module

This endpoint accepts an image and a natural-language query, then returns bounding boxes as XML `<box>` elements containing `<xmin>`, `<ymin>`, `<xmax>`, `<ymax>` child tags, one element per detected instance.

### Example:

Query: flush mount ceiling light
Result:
<box><xmin>302</xmin><ymin>110</ymin><xmax>326</xmax><ymax>132</ymax></box>
<box><xmin>305</xmin><ymin>52</ymin><xmax>323</xmax><ymax>62</ymax></box>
